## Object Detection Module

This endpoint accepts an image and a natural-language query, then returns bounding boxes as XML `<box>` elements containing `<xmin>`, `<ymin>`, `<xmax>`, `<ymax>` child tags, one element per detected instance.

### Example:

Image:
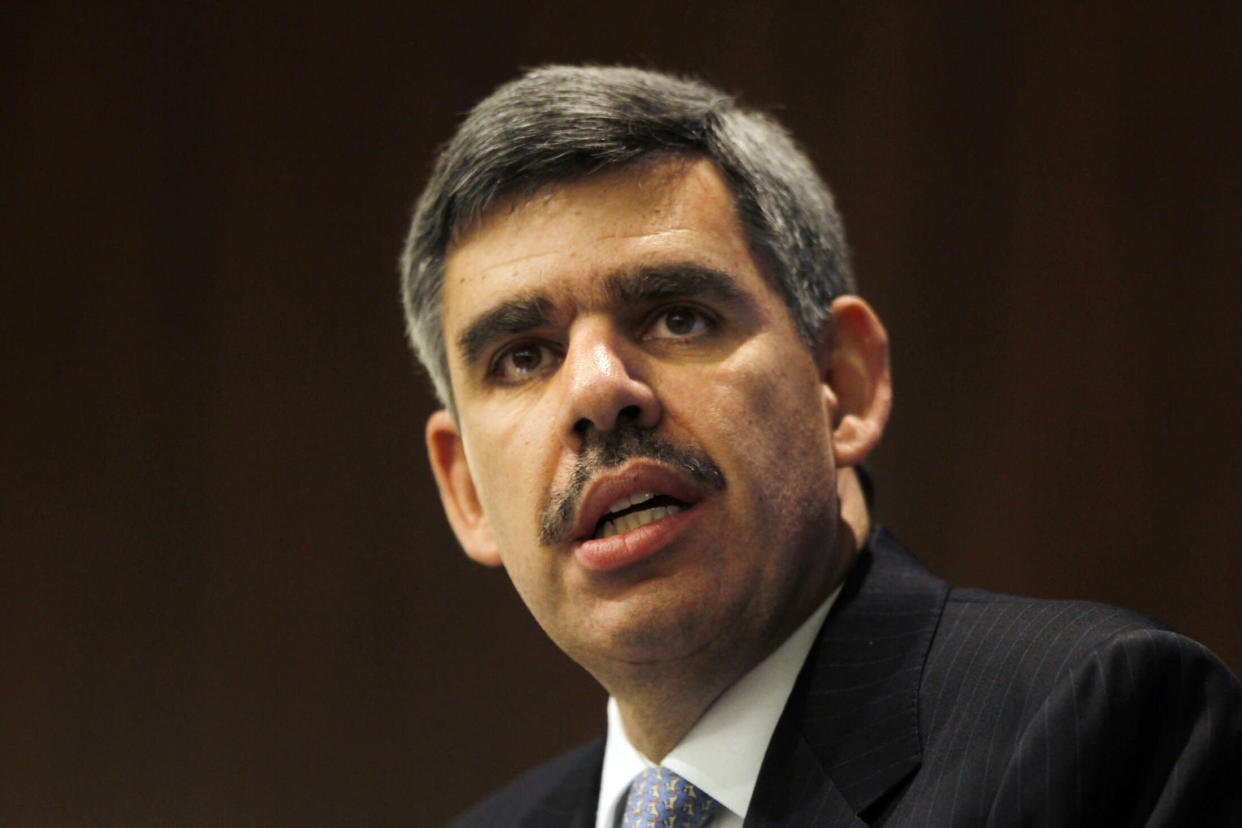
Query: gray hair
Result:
<box><xmin>399</xmin><ymin>64</ymin><xmax>854</xmax><ymax>411</ymax></box>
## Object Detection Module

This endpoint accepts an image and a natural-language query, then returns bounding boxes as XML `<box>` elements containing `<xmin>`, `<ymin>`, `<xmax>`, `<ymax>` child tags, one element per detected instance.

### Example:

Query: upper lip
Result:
<box><xmin>568</xmin><ymin>462</ymin><xmax>705</xmax><ymax>542</ymax></box>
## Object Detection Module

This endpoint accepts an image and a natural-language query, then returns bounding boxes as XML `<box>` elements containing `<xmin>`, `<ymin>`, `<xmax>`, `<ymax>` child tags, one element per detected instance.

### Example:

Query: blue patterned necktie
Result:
<box><xmin>620</xmin><ymin>766</ymin><xmax>718</xmax><ymax>828</ymax></box>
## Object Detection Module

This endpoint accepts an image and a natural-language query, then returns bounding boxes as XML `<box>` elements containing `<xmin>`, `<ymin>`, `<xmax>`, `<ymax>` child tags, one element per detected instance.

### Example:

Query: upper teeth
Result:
<box><xmin>595</xmin><ymin>493</ymin><xmax>683</xmax><ymax>539</ymax></box>
<box><xmin>604</xmin><ymin>492</ymin><xmax>656</xmax><ymax>514</ymax></box>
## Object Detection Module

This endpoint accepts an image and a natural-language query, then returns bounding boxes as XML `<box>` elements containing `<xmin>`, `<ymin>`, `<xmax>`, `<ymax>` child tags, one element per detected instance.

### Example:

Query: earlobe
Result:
<box><xmin>818</xmin><ymin>297</ymin><xmax>893</xmax><ymax>467</ymax></box>
<box><xmin>425</xmin><ymin>410</ymin><xmax>503</xmax><ymax>567</ymax></box>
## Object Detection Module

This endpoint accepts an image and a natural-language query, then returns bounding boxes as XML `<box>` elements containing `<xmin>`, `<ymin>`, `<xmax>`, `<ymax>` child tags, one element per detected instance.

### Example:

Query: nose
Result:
<box><xmin>557</xmin><ymin>322</ymin><xmax>661</xmax><ymax>448</ymax></box>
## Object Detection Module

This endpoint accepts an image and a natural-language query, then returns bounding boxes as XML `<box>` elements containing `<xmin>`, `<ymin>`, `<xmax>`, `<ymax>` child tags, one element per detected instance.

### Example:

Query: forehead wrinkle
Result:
<box><xmin>453</xmin><ymin>225</ymin><xmax>708</xmax><ymax>277</ymax></box>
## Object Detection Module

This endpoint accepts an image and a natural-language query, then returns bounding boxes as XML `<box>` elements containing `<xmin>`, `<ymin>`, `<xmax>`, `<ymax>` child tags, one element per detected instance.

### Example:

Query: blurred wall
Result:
<box><xmin>4</xmin><ymin>2</ymin><xmax>1239</xmax><ymax>823</ymax></box>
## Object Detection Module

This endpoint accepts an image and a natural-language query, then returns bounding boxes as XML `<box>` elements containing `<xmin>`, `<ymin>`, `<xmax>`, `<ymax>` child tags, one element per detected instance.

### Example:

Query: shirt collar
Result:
<box><xmin>595</xmin><ymin>585</ymin><xmax>841</xmax><ymax>827</ymax></box>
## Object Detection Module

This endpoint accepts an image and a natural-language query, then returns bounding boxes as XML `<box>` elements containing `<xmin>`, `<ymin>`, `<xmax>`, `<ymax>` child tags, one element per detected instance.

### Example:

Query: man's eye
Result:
<box><xmin>647</xmin><ymin>306</ymin><xmax>712</xmax><ymax>340</ymax></box>
<box><xmin>491</xmin><ymin>342</ymin><xmax>556</xmax><ymax>382</ymax></box>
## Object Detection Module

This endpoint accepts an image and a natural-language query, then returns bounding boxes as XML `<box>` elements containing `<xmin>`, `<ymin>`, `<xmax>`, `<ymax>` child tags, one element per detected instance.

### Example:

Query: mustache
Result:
<box><xmin>538</xmin><ymin>425</ymin><xmax>726</xmax><ymax>545</ymax></box>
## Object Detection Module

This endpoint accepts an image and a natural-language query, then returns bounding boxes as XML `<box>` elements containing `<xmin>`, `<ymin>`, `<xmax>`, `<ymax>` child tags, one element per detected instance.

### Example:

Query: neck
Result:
<box><xmin>607</xmin><ymin>468</ymin><xmax>870</xmax><ymax>762</ymax></box>
<box><xmin>614</xmin><ymin>680</ymin><xmax>728</xmax><ymax>762</ymax></box>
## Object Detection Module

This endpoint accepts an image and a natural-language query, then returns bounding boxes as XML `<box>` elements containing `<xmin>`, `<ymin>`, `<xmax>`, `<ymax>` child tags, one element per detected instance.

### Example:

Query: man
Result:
<box><xmin>401</xmin><ymin>65</ymin><xmax>1241</xmax><ymax>826</ymax></box>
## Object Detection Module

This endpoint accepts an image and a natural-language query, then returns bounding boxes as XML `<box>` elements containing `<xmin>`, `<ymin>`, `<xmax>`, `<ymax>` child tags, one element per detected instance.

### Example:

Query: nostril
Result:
<box><xmin>572</xmin><ymin>405</ymin><xmax>641</xmax><ymax>439</ymax></box>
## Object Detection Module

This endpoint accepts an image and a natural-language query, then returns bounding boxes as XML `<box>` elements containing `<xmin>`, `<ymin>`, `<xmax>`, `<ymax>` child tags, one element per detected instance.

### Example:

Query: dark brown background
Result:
<box><xmin>4</xmin><ymin>2</ymin><xmax>1239</xmax><ymax>824</ymax></box>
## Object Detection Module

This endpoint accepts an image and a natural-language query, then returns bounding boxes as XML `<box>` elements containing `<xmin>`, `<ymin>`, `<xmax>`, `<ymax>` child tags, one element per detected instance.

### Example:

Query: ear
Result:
<box><xmin>425</xmin><ymin>409</ymin><xmax>502</xmax><ymax>567</ymax></box>
<box><xmin>816</xmin><ymin>296</ymin><xmax>892</xmax><ymax>467</ymax></box>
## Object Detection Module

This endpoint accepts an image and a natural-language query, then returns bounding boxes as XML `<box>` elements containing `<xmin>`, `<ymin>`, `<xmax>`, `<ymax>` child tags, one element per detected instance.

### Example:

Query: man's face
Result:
<box><xmin>430</xmin><ymin>157</ymin><xmax>850</xmax><ymax>683</ymax></box>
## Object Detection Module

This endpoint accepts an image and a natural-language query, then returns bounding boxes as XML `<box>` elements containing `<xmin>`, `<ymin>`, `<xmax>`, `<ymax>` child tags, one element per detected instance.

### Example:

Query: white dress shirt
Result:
<box><xmin>595</xmin><ymin>585</ymin><xmax>842</xmax><ymax>827</ymax></box>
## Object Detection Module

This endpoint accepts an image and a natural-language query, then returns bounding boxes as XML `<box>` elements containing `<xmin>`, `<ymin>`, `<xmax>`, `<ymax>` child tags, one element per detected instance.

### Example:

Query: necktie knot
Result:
<box><xmin>621</xmin><ymin>766</ymin><xmax>717</xmax><ymax>828</ymax></box>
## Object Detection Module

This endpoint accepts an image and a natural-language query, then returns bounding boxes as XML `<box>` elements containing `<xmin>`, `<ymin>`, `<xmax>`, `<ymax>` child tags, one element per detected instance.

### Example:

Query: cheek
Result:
<box><xmin>714</xmin><ymin>342</ymin><xmax>830</xmax><ymax>448</ymax></box>
<box><xmin>709</xmin><ymin>347</ymin><xmax>837</xmax><ymax>517</ymax></box>
<box><xmin>461</xmin><ymin>409</ymin><xmax>553</xmax><ymax>544</ymax></box>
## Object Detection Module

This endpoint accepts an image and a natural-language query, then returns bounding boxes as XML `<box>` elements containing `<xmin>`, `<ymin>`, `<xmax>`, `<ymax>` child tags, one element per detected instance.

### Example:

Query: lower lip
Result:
<box><xmin>572</xmin><ymin>505</ymin><xmax>699</xmax><ymax>573</ymax></box>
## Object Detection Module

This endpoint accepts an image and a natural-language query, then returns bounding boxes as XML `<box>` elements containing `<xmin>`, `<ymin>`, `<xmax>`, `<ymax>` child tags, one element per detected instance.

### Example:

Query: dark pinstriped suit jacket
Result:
<box><xmin>448</xmin><ymin>528</ymin><xmax>1242</xmax><ymax>826</ymax></box>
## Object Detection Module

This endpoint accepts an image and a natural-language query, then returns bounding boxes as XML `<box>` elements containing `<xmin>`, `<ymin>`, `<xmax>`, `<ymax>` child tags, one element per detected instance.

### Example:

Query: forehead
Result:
<box><xmin>441</xmin><ymin>157</ymin><xmax>761</xmax><ymax>326</ymax></box>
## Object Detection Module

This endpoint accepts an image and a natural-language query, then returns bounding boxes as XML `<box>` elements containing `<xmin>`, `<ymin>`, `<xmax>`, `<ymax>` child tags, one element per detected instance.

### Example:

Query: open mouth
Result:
<box><xmin>593</xmin><ymin>491</ymin><xmax>688</xmax><ymax>539</ymax></box>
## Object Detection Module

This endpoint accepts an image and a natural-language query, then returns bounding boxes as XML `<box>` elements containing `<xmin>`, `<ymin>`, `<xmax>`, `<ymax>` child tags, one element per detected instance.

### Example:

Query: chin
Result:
<box><xmin>565</xmin><ymin>592</ymin><xmax>737</xmax><ymax>670</ymax></box>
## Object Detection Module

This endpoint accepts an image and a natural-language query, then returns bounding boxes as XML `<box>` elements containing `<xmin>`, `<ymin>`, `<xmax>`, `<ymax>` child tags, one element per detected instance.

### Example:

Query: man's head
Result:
<box><xmin>401</xmin><ymin>64</ymin><xmax>853</xmax><ymax>414</ymax></box>
<box><xmin>401</xmin><ymin>66</ymin><xmax>891</xmax><ymax>712</ymax></box>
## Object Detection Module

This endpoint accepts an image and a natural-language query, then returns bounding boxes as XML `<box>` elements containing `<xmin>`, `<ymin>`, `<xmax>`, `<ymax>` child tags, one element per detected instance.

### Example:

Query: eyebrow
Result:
<box><xmin>456</xmin><ymin>294</ymin><xmax>557</xmax><ymax>368</ymax></box>
<box><xmin>604</xmin><ymin>263</ymin><xmax>749</xmax><ymax>308</ymax></box>
<box><xmin>454</xmin><ymin>262</ymin><xmax>753</xmax><ymax>367</ymax></box>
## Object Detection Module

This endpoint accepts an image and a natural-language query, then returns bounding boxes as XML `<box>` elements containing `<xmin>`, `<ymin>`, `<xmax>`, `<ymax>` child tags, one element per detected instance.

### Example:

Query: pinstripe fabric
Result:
<box><xmin>446</xmin><ymin>529</ymin><xmax>1242</xmax><ymax>827</ymax></box>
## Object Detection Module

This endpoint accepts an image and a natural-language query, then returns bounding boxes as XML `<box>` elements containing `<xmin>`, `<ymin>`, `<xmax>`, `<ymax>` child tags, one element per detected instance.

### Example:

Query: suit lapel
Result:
<box><xmin>745</xmin><ymin>721</ymin><xmax>867</xmax><ymax>827</ymax></box>
<box><xmin>748</xmin><ymin>528</ymin><xmax>948</xmax><ymax>825</ymax></box>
